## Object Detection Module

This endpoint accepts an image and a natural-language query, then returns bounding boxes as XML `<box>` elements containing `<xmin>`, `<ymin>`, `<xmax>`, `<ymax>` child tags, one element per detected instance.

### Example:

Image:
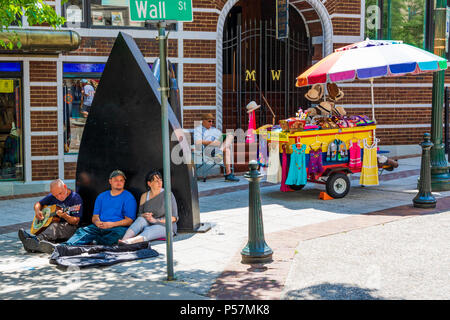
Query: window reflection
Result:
<box><xmin>63</xmin><ymin>78</ymin><xmax>98</xmax><ymax>154</ymax></box>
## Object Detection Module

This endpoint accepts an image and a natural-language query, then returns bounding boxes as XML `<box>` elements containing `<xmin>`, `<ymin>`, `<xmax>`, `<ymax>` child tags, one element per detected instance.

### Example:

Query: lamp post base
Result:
<box><xmin>430</xmin><ymin>172</ymin><xmax>450</xmax><ymax>191</ymax></box>
<box><xmin>241</xmin><ymin>252</ymin><xmax>273</xmax><ymax>264</ymax></box>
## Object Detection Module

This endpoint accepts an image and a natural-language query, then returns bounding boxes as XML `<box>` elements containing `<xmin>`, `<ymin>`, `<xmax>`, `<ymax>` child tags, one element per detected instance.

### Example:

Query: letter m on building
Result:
<box><xmin>245</xmin><ymin>70</ymin><xmax>256</xmax><ymax>81</ymax></box>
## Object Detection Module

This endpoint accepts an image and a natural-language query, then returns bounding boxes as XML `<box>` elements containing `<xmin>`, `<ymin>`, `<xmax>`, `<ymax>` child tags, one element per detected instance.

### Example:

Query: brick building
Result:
<box><xmin>0</xmin><ymin>0</ymin><xmax>446</xmax><ymax>195</ymax></box>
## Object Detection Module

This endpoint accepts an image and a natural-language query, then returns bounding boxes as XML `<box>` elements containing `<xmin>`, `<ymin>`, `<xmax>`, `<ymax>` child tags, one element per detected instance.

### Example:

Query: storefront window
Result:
<box><xmin>90</xmin><ymin>0</ymin><xmax>148</xmax><ymax>27</ymax></box>
<box><xmin>365</xmin><ymin>0</ymin><xmax>425</xmax><ymax>48</ymax></box>
<box><xmin>0</xmin><ymin>64</ymin><xmax>23</xmax><ymax>181</ymax></box>
<box><xmin>64</xmin><ymin>0</ymin><xmax>176</xmax><ymax>29</ymax></box>
<box><xmin>64</xmin><ymin>0</ymin><xmax>87</xmax><ymax>27</ymax></box>
<box><xmin>63</xmin><ymin>63</ymin><xmax>103</xmax><ymax>154</ymax></box>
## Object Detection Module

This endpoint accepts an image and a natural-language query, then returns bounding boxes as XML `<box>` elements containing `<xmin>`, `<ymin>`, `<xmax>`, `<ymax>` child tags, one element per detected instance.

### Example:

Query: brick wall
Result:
<box><xmin>184</xmin><ymin>64</ymin><xmax>216</xmax><ymax>83</ymax></box>
<box><xmin>183</xmin><ymin>87</ymin><xmax>216</xmax><ymax>106</ymax></box>
<box><xmin>29</xmin><ymin>61</ymin><xmax>57</xmax><ymax>82</ymax></box>
<box><xmin>332</xmin><ymin>17</ymin><xmax>361</xmax><ymax>36</ymax></box>
<box><xmin>30</xmin><ymin>86</ymin><xmax>58</xmax><ymax>107</ymax></box>
<box><xmin>30</xmin><ymin>111</ymin><xmax>58</xmax><ymax>131</ymax></box>
<box><xmin>184</xmin><ymin>12</ymin><xmax>218</xmax><ymax>32</ymax></box>
<box><xmin>32</xmin><ymin>160</ymin><xmax>59</xmax><ymax>181</ymax></box>
<box><xmin>184</xmin><ymin>40</ymin><xmax>216</xmax><ymax>58</ymax></box>
<box><xmin>67</xmin><ymin>37</ymin><xmax>178</xmax><ymax>58</ymax></box>
<box><xmin>64</xmin><ymin>162</ymin><xmax>77</xmax><ymax>180</ymax></box>
<box><xmin>31</xmin><ymin>136</ymin><xmax>58</xmax><ymax>156</ymax></box>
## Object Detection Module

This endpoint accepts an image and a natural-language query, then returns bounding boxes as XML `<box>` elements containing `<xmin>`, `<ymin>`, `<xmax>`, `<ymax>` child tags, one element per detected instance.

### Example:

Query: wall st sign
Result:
<box><xmin>129</xmin><ymin>0</ymin><xmax>193</xmax><ymax>22</ymax></box>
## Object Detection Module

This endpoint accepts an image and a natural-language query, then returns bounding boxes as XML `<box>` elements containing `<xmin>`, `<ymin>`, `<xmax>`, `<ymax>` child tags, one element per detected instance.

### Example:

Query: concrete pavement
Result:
<box><xmin>0</xmin><ymin>156</ymin><xmax>449</xmax><ymax>300</ymax></box>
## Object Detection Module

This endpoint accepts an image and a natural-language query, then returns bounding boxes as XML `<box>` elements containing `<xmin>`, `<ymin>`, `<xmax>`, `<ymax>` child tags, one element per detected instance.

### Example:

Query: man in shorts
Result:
<box><xmin>80</xmin><ymin>79</ymin><xmax>95</xmax><ymax>118</ymax></box>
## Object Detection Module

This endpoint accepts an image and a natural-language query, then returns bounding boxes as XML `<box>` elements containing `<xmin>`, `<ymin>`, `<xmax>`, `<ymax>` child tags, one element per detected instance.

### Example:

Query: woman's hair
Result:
<box><xmin>145</xmin><ymin>169</ymin><xmax>163</xmax><ymax>190</ymax></box>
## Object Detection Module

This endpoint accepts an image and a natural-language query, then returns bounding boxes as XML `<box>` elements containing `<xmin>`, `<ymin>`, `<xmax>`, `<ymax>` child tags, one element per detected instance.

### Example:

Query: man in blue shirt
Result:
<box><xmin>64</xmin><ymin>169</ymin><xmax>137</xmax><ymax>246</ymax></box>
<box><xmin>18</xmin><ymin>179</ymin><xmax>83</xmax><ymax>253</ymax></box>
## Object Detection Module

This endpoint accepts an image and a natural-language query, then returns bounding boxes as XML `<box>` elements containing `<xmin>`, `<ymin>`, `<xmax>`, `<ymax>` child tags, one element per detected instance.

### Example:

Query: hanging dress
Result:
<box><xmin>257</xmin><ymin>133</ymin><xmax>269</xmax><ymax>167</ymax></box>
<box><xmin>266</xmin><ymin>142</ymin><xmax>282</xmax><ymax>183</ymax></box>
<box><xmin>308</xmin><ymin>145</ymin><xmax>324</xmax><ymax>176</ymax></box>
<box><xmin>285</xmin><ymin>144</ymin><xmax>307</xmax><ymax>186</ymax></box>
<box><xmin>246</xmin><ymin>110</ymin><xmax>257</xmax><ymax>143</ymax></box>
<box><xmin>280</xmin><ymin>146</ymin><xmax>294</xmax><ymax>192</ymax></box>
<box><xmin>359</xmin><ymin>138</ymin><xmax>379</xmax><ymax>186</ymax></box>
<box><xmin>349</xmin><ymin>140</ymin><xmax>362</xmax><ymax>170</ymax></box>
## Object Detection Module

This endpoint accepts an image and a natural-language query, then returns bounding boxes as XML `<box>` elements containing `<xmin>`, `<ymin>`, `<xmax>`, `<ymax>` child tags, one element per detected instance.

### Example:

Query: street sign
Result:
<box><xmin>129</xmin><ymin>0</ymin><xmax>193</xmax><ymax>22</ymax></box>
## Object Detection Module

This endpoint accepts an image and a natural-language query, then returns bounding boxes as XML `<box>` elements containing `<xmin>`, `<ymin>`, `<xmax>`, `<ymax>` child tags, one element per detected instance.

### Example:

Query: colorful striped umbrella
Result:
<box><xmin>296</xmin><ymin>39</ymin><xmax>448</xmax><ymax>123</ymax></box>
<box><xmin>296</xmin><ymin>39</ymin><xmax>448</xmax><ymax>87</ymax></box>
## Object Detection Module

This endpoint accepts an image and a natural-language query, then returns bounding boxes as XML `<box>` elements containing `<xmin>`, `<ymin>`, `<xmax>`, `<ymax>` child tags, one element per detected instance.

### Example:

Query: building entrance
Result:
<box><xmin>222</xmin><ymin>0</ymin><xmax>312</xmax><ymax>130</ymax></box>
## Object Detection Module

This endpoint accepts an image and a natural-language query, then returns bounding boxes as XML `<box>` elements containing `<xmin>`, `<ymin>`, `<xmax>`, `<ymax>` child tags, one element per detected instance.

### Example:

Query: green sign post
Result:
<box><xmin>129</xmin><ymin>0</ymin><xmax>193</xmax><ymax>281</ymax></box>
<box><xmin>129</xmin><ymin>0</ymin><xmax>193</xmax><ymax>22</ymax></box>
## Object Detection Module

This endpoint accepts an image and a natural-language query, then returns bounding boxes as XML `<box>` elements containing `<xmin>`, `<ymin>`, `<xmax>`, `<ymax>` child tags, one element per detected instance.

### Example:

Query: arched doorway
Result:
<box><xmin>221</xmin><ymin>0</ymin><xmax>312</xmax><ymax>130</ymax></box>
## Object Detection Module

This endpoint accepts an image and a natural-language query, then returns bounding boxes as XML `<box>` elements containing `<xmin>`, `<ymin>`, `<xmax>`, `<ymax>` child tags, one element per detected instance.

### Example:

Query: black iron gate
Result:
<box><xmin>222</xmin><ymin>19</ymin><xmax>312</xmax><ymax>130</ymax></box>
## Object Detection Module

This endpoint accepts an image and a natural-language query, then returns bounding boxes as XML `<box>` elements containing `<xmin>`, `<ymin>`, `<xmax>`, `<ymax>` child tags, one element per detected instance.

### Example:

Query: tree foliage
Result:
<box><xmin>0</xmin><ymin>0</ymin><xmax>66</xmax><ymax>49</ymax></box>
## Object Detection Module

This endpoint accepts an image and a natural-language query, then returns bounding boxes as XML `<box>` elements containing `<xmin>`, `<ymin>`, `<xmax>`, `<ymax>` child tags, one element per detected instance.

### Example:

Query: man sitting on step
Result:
<box><xmin>193</xmin><ymin>112</ymin><xmax>239</xmax><ymax>182</ymax></box>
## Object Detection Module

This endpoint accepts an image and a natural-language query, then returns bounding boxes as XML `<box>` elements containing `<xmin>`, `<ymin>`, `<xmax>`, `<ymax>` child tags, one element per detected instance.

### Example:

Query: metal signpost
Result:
<box><xmin>129</xmin><ymin>0</ymin><xmax>193</xmax><ymax>281</ymax></box>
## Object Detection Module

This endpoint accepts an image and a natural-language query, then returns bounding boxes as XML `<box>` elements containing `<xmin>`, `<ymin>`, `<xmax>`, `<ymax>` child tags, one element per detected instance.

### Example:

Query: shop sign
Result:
<box><xmin>129</xmin><ymin>0</ymin><xmax>193</xmax><ymax>22</ymax></box>
<box><xmin>276</xmin><ymin>0</ymin><xmax>289</xmax><ymax>40</ymax></box>
<box><xmin>0</xmin><ymin>79</ymin><xmax>14</xmax><ymax>93</ymax></box>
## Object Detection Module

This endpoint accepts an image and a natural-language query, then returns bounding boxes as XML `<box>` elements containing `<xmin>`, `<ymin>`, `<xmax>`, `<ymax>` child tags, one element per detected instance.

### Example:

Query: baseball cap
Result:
<box><xmin>109</xmin><ymin>169</ymin><xmax>126</xmax><ymax>180</ymax></box>
<box><xmin>81</xmin><ymin>79</ymin><xmax>88</xmax><ymax>84</ymax></box>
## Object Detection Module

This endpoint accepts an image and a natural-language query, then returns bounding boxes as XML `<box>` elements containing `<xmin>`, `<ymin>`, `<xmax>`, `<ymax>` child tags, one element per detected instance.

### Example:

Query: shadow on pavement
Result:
<box><xmin>283</xmin><ymin>282</ymin><xmax>390</xmax><ymax>300</ymax></box>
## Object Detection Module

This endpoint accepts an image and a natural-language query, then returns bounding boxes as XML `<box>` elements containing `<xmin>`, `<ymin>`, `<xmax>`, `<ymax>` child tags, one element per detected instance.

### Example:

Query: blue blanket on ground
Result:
<box><xmin>49</xmin><ymin>241</ymin><xmax>158</xmax><ymax>269</ymax></box>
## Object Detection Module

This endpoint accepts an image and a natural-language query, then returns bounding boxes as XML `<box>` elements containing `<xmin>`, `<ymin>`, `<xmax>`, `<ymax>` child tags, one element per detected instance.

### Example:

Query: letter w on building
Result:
<box><xmin>271</xmin><ymin>70</ymin><xmax>282</xmax><ymax>80</ymax></box>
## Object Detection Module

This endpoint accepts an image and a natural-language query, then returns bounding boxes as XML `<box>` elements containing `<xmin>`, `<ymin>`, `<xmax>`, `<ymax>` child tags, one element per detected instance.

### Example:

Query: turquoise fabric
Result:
<box><xmin>285</xmin><ymin>144</ymin><xmax>307</xmax><ymax>186</ymax></box>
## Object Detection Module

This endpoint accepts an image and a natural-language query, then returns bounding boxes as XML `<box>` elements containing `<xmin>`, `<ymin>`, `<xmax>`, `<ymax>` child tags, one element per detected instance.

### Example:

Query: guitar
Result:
<box><xmin>30</xmin><ymin>205</ymin><xmax>68</xmax><ymax>235</ymax></box>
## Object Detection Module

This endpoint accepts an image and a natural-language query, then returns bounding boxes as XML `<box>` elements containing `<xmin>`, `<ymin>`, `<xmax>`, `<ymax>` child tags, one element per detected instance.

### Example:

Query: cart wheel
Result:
<box><xmin>326</xmin><ymin>173</ymin><xmax>350</xmax><ymax>199</ymax></box>
<box><xmin>288</xmin><ymin>184</ymin><xmax>305</xmax><ymax>191</ymax></box>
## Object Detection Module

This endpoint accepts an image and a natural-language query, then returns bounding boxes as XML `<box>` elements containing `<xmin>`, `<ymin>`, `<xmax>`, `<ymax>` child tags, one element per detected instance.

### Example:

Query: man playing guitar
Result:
<box><xmin>18</xmin><ymin>179</ymin><xmax>83</xmax><ymax>254</ymax></box>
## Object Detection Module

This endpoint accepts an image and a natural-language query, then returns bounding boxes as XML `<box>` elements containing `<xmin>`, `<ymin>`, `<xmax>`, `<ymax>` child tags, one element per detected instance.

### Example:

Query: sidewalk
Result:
<box><xmin>0</xmin><ymin>156</ymin><xmax>449</xmax><ymax>300</ymax></box>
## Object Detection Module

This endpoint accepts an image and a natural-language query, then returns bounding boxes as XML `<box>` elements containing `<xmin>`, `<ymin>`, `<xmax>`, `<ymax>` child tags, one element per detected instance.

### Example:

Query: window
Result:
<box><xmin>63</xmin><ymin>0</ymin><xmax>176</xmax><ymax>30</ymax></box>
<box><xmin>364</xmin><ymin>0</ymin><xmax>425</xmax><ymax>48</ymax></box>
<box><xmin>64</xmin><ymin>0</ymin><xmax>88</xmax><ymax>28</ymax></box>
<box><xmin>0</xmin><ymin>63</ymin><xmax>23</xmax><ymax>181</ymax></box>
<box><xmin>63</xmin><ymin>63</ymin><xmax>103</xmax><ymax>154</ymax></box>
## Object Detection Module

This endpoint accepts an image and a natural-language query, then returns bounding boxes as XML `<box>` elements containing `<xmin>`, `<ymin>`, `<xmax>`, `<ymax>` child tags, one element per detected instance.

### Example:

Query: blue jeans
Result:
<box><xmin>65</xmin><ymin>224</ymin><xmax>128</xmax><ymax>246</ymax></box>
<box><xmin>123</xmin><ymin>216</ymin><xmax>167</xmax><ymax>242</ymax></box>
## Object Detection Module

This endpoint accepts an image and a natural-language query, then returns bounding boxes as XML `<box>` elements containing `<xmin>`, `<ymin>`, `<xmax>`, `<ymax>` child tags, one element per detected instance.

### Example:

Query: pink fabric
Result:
<box><xmin>246</xmin><ymin>110</ymin><xmax>256</xmax><ymax>143</ymax></box>
<box><xmin>280</xmin><ymin>148</ymin><xmax>294</xmax><ymax>192</ymax></box>
<box><xmin>349</xmin><ymin>140</ymin><xmax>362</xmax><ymax>170</ymax></box>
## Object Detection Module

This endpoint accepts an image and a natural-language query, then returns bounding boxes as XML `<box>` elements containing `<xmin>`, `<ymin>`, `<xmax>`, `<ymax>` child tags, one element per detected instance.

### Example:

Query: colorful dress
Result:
<box><xmin>266</xmin><ymin>142</ymin><xmax>282</xmax><ymax>183</ymax></box>
<box><xmin>257</xmin><ymin>134</ymin><xmax>269</xmax><ymax>167</ymax></box>
<box><xmin>285</xmin><ymin>144</ymin><xmax>307</xmax><ymax>186</ymax></box>
<box><xmin>280</xmin><ymin>147</ymin><xmax>293</xmax><ymax>192</ymax></box>
<box><xmin>308</xmin><ymin>146</ymin><xmax>324</xmax><ymax>175</ymax></box>
<box><xmin>349</xmin><ymin>140</ymin><xmax>362</xmax><ymax>170</ymax></box>
<box><xmin>359</xmin><ymin>139</ymin><xmax>379</xmax><ymax>186</ymax></box>
<box><xmin>246</xmin><ymin>110</ymin><xmax>256</xmax><ymax>143</ymax></box>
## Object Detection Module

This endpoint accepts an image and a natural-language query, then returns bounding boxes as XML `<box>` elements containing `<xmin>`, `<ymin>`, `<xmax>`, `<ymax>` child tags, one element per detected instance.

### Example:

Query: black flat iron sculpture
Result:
<box><xmin>76</xmin><ymin>32</ymin><xmax>203</xmax><ymax>233</ymax></box>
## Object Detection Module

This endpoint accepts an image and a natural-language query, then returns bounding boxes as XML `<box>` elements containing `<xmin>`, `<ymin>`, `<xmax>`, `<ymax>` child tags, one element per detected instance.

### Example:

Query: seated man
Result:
<box><xmin>18</xmin><ymin>179</ymin><xmax>83</xmax><ymax>254</ymax></box>
<box><xmin>64</xmin><ymin>169</ymin><xmax>137</xmax><ymax>246</ymax></box>
<box><xmin>193</xmin><ymin>113</ymin><xmax>239</xmax><ymax>182</ymax></box>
